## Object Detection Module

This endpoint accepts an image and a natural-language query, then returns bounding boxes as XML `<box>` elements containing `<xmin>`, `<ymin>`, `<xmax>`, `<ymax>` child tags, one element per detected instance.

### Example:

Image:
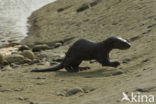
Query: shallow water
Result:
<box><xmin>0</xmin><ymin>0</ymin><xmax>55</xmax><ymax>46</ymax></box>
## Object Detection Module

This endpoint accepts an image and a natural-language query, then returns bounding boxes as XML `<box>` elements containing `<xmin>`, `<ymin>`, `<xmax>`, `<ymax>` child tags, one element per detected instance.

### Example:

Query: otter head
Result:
<box><xmin>105</xmin><ymin>37</ymin><xmax>131</xmax><ymax>50</ymax></box>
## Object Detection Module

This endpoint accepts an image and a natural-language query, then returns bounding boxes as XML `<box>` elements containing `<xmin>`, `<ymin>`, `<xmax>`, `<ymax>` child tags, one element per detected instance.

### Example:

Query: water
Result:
<box><xmin>0</xmin><ymin>0</ymin><xmax>55</xmax><ymax>45</ymax></box>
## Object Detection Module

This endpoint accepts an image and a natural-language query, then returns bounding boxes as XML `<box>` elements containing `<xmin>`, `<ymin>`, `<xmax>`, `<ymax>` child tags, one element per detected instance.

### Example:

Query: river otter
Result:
<box><xmin>31</xmin><ymin>37</ymin><xmax>131</xmax><ymax>72</ymax></box>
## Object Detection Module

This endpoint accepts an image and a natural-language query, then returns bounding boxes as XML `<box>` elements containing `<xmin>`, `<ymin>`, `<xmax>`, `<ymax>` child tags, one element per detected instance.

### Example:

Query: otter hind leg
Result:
<box><xmin>64</xmin><ymin>58</ymin><xmax>83</xmax><ymax>72</ymax></box>
<box><xmin>65</xmin><ymin>66</ymin><xmax>74</xmax><ymax>72</ymax></box>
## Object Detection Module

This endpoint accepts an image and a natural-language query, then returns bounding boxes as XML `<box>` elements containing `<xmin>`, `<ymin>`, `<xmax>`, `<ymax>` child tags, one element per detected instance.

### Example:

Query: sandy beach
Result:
<box><xmin>0</xmin><ymin>0</ymin><xmax>156</xmax><ymax>104</ymax></box>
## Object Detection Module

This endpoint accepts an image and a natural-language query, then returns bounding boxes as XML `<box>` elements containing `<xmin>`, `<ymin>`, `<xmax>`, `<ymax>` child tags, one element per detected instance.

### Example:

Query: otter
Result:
<box><xmin>31</xmin><ymin>37</ymin><xmax>131</xmax><ymax>72</ymax></box>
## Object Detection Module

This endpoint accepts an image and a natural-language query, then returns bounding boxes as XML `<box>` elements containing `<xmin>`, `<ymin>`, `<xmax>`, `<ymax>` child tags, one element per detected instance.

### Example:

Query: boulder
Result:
<box><xmin>6</xmin><ymin>54</ymin><xmax>31</xmax><ymax>64</ymax></box>
<box><xmin>21</xmin><ymin>50</ymin><xmax>35</xmax><ymax>60</ymax></box>
<box><xmin>32</xmin><ymin>44</ymin><xmax>50</xmax><ymax>52</ymax></box>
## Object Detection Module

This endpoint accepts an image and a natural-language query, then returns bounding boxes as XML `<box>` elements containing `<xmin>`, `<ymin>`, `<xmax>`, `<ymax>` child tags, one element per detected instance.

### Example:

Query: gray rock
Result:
<box><xmin>18</xmin><ymin>96</ymin><xmax>24</xmax><ymax>101</ymax></box>
<box><xmin>29</xmin><ymin>101</ymin><xmax>38</xmax><ymax>104</ymax></box>
<box><xmin>53</xmin><ymin>56</ymin><xmax>64</xmax><ymax>62</ymax></box>
<box><xmin>122</xmin><ymin>58</ymin><xmax>131</xmax><ymax>64</ymax></box>
<box><xmin>82</xmin><ymin>86</ymin><xmax>96</xmax><ymax>93</ymax></box>
<box><xmin>6</xmin><ymin>54</ymin><xmax>32</xmax><ymax>64</ymax></box>
<box><xmin>21</xmin><ymin>50</ymin><xmax>35</xmax><ymax>60</ymax></box>
<box><xmin>1</xmin><ymin>65</ymin><xmax>12</xmax><ymax>71</ymax></box>
<box><xmin>66</xmin><ymin>87</ymin><xmax>84</xmax><ymax>97</ymax></box>
<box><xmin>56</xmin><ymin>92</ymin><xmax>65</xmax><ymax>96</ymax></box>
<box><xmin>55</xmin><ymin>42</ymin><xmax>63</xmax><ymax>48</ymax></box>
<box><xmin>32</xmin><ymin>44</ymin><xmax>50</xmax><ymax>52</ymax></box>
<box><xmin>0</xmin><ymin>54</ymin><xmax>4</xmax><ymax>64</ymax></box>
<box><xmin>18</xmin><ymin>45</ymin><xmax>30</xmax><ymax>51</ymax></box>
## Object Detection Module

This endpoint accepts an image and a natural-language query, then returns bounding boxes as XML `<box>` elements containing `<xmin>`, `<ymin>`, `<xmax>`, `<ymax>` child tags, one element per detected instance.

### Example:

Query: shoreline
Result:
<box><xmin>0</xmin><ymin>0</ymin><xmax>56</xmax><ymax>47</ymax></box>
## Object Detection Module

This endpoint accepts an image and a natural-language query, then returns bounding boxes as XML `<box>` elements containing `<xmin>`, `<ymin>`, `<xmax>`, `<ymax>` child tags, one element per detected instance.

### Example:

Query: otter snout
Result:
<box><xmin>127</xmin><ymin>43</ymin><xmax>131</xmax><ymax>48</ymax></box>
<box><xmin>123</xmin><ymin>42</ymin><xmax>131</xmax><ymax>49</ymax></box>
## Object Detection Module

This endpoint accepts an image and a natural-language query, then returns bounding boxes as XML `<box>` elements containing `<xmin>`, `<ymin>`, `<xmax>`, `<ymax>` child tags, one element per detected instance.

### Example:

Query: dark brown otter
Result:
<box><xmin>31</xmin><ymin>37</ymin><xmax>131</xmax><ymax>72</ymax></box>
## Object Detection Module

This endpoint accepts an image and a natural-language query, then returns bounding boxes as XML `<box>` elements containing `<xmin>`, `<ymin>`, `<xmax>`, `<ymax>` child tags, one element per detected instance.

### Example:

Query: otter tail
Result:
<box><xmin>31</xmin><ymin>63</ymin><xmax>64</xmax><ymax>72</ymax></box>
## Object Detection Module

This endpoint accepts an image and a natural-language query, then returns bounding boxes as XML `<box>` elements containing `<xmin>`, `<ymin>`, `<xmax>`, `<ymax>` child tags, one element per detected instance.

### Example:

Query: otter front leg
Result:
<box><xmin>97</xmin><ymin>57</ymin><xmax>120</xmax><ymax>67</ymax></box>
<box><xmin>65</xmin><ymin>66</ymin><xmax>75</xmax><ymax>72</ymax></box>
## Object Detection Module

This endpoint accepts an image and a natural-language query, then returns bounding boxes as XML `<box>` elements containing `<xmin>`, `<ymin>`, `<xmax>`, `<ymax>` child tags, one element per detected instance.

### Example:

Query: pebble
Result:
<box><xmin>18</xmin><ymin>45</ymin><xmax>30</xmax><ymax>51</ymax></box>
<box><xmin>1</xmin><ymin>65</ymin><xmax>12</xmax><ymax>71</ymax></box>
<box><xmin>66</xmin><ymin>87</ymin><xmax>84</xmax><ymax>97</ymax></box>
<box><xmin>0</xmin><ymin>53</ymin><xmax>4</xmax><ymax>64</ymax></box>
<box><xmin>6</xmin><ymin>54</ymin><xmax>32</xmax><ymax>64</ymax></box>
<box><xmin>55</xmin><ymin>42</ymin><xmax>63</xmax><ymax>48</ymax></box>
<box><xmin>122</xmin><ymin>58</ymin><xmax>131</xmax><ymax>64</ymax></box>
<box><xmin>32</xmin><ymin>44</ymin><xmax>50</xmax><ymax>52</ymax></box>
<box><xmin>136</xmin><ymin>88</ymin><xmax>149</xmax><ymax>92</ymax></box>
<box><xmin>18</xmin><ymin>96</ymin><xmax>24</xmax><ymax>101</ymax></box>
<box><xmin>21</xmin><ymin>50</ymin><xmax>35</xmax><ymax>60</ymax></box>
<box><xmin>82</xmin><ymin>87</ymin><xmax>96</xmax><ymax>93</ymax></box>
<box><xmin>56</xmin><ymin>92</ymin><xmax>65</xmax><ymax>96</ymax></box>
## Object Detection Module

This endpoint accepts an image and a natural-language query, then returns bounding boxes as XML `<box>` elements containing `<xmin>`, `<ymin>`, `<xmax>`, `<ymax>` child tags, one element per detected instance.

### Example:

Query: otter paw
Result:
<box><xmin>111</xmin><ymin>61</ymin><xmax>120</xmax><ymax>67</ymax></box>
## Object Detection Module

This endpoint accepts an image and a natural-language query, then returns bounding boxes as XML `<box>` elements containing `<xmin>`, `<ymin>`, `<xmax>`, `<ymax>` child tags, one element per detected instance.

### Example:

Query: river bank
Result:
<box><xmin>0</xmin><ymin>0</ymin><xmax>156</xmax><ymax>104</ymax></box>
<box><xmin>0</xmin><ymin>0</ymin><xmax>56</xmax><ymax>46</ymax></box>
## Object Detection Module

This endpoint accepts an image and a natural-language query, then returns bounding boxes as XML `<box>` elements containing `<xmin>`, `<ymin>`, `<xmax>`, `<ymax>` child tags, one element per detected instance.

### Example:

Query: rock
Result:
<box><xmin>35</xmin><ymin>77</ymin><xmax>46</xmax><ymax>80</ymax></box>
<box><xmin>57</xmin><ymin>5</ymin><xmax>72</xmax><ymax>12</ymax></box>
<box><xmin>1</xmin><ymin>65</ymin><xmax>12</xmax><ymax>71</ymax></box>
<box><xmin>28</xmin><ymin>59</ymin><xmax>40</xmax><ymax>65</ymax></box>
<box><xmin>66</xmin><ymin>88</ymin><xmax>84</xmax><ymax>97</ymax></box>
<box><xmin>55</xmin><ymin>42</ymin><xmax>63</xmax><ymax>48</ymax></box>
<box><xmin>142</xmin><ymin>29</ymin><xmax>151</xmax><ymax>34</ymax></box>
<box><xmin>53</xmin><ymin>57</ymin><xmax>64</xmax><ymax>62</ymax></box>
<box><xmin>0</xmin><ymin>54</ymin><xmax>4</xmax><ymax>64</ymax></box>
<box><xmin>129</xmin><ymin>36</ymin><xmax>140</xmax><ymax>42</ymax></box>
<box><xmin>29</xmin><ymin>102</ymin><xmax>34</xmax><ymax>104</ymax></box>
<box><xmin>76</xmin><ymin>0</ymin><xmax>100</xmax><ymax>12</ymax></box>
<box><xmin>82</xmin><ymin>86</ymin><xmax>96</xmax><ymax>93</ymax></box>
<box><xmin>142</xmin><ymin>58</ymin><xmax>150</xmax><ymax>63</ymax></box>
<box><xmin>18</xmin><ymin>45</ymin><xmax>30</xmax><ymax>51</ymax></box>
<box><xmin>6</xmin><ymin>54</ymin><xmax>32</xmax><ymax>64</ymax></box>
<box><xmin>56</xmin><ymin>92</ymin><xmax>65</xmax><ymax>96</ymax></box>
<box><xmin>11</xmin><ymin>52</ymin><xmax>19</xmax><ymax>54</ymax></box>
<box><xmin>36</xmin><ymin>82</ymin><xmax>45</xmax><ymax>85</ymax></box>
<box><xmin>18</xmin><ymin>96</ymin><xmax>24</xmax><ymax>101</ymax></box>
<box><xmin>8</xmin><ymin>39</ymin><xmax>16</xmax><ymax>43</ymax></box>
<box><xmin>135</xmin><ymin>87</ymin><xmax>156</xmax><ymax>93</ymax></box>
<box><xmin>111</xmin><ymin>71</ymin><xmax>123</xmax><ymax>76</ymax></box>
<box><xmin>21</xmin><ymin>50</ymin><xmax>35</xmax><ymax>60</ymax></box>
<box><xmin>10</xmin><ymin>63</ymin><xmax>21</xmax><ymax>68</ymax></box>
<box><xmin>136</xmin><ymin>74</ymin><xmax>141</xmax><ymax>77</ymax></box>
<box><xmin>0</xmin><ymin>89</ymin><xmax>13</xmax><ymax>92</ymax></box>
<box><xmin>122</xmin><ymin>58</ymin><xmax>131</xmax><ymax>64</ymax></box>
<box><xmin>0</xmin><ymin>54</ymin><xmax>9</xmax><ymax>66</ymax></box>
<box><xmin>32</xmin><ymin>44</ymin><xmax>50</xmax><ymax>52</ymax></box>
<box><xmin>136</xmin><ymin>88</ymin><xmax>150</xmax><ymax>92</ymax></box>
<box><xmin>50</xmin><ymin>62</ymin><xmax>58</xmax><ymax>65</ymax></box>
<box><xmin>29</xmin><ymin>102</ymin><xmax>36</xmax><ymax>104</ymax></box>
<box><xmin>29</xmin><ymin>101</ymin><xmax>38</xmax><ymax>104</ymax></box>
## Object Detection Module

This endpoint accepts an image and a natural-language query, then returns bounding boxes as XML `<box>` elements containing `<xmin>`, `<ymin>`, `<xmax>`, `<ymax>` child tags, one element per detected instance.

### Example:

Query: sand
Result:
<box><xmin>0</xmin><ymin>0</ymin><xmax>156</xmax><ymax>104</ymax></box>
